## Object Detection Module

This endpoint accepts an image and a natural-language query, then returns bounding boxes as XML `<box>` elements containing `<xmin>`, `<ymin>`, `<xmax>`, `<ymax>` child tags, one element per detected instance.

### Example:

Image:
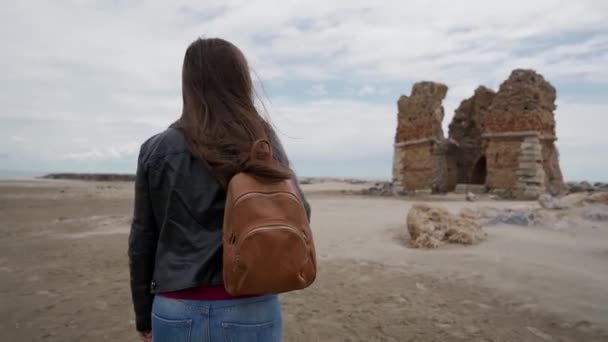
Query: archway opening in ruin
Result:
<box><xmin>471</xmin><ymin>156</ymin><xmax>487</xmax><ymax>185</ymax></box>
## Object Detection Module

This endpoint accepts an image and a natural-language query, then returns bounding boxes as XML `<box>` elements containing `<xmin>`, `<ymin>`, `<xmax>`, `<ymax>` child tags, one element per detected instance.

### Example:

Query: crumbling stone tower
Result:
<box><xmin>483</xmin><ymin>69</ymin><xmax>566</xmax><ymax>196</ymax></box>
<box><xmin>392</xmin><ymin>82</ymin><xmax>448</xmax><ymax>193</ymax></box>
<box><xmin>448</xmin><ymin>86</ymin><xmax>496</xmax><ymax>190</ymax></box>
<box><xmin>391</xmin><ymin>69</ymin><xmax>566</xmax><ymax>197</ymax></box>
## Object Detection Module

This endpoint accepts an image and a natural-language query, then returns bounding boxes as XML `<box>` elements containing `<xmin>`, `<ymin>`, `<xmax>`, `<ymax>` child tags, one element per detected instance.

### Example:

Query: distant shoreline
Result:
<box><xmin>40</xmin><ymin>173</ymin><xmax>136</xmax><ymax>182</ymax></box>
<box><xmin>0</xmin><ymin>170</ymin><xmax>46</xmax><ymax>180</ymax></box>
<box><xmin>36</xmin><ymin>173</ymin><xmax>386</xmax><ymax>184</ymax></box>
<box><xmin>4</xmin><ymin>173</ymin><xmax>606</xmax><ymax>194</ymax></box>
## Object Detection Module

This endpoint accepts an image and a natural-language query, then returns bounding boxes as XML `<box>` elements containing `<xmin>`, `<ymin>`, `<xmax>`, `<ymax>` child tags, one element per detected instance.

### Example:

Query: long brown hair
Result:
<box><xmin>174</xmin><ymin>37</ymin><xmax>292</xmax><ymax>186</ymax></box>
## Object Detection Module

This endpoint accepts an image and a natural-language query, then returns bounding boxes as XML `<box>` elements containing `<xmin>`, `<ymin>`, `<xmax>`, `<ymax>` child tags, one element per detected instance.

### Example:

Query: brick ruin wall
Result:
<box><xmin>484</xmin><ymin>138</ymin><xmax>522</xmax><ymax>191</ymax></box>
<box><xmin>392</xmin><ymin>82</ymin><xmax>448</xmax><ymax>192</ymax></box>
<box><xmin>515</xmin><ymin>136</ymin><xmax>546</xmax><ymax>199</ymax></box>
<box><xmin>432</xmin><ymin>140</ymin><xmax>460</xmax><ymax>193</ymax></box>
<box><xmin>394</xmin><ymin>142</ymin><xmax>435</xmax><ymax>191</ymax></box>
<box><xmin>481</xmin><ymin>136</ymin><xmax>565</xmax><ymax>195</ymax></box>
<box><xmin>483</xmin><ymin>69</ymin><xmax>566</xmax><ymax>195</ymax></box>
<box><xmin>392</xmin><ymin>69</ymin><xmax>566</xmax><ymax>196</ymax></box>
<box><xmin>448</xmin><ymin>86</ymin><xmax>496</xmax><ymax>188</ymax></box>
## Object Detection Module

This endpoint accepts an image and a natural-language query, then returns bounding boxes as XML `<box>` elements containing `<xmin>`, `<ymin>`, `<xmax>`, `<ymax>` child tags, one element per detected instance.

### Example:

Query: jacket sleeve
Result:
<box><xmin>128</xmin><ymin>148</ymin><xmax>158</xmax><ymax>332</ymax></box>
<box><xmin>266</xmin><ymin>126</ymin><xmax>312</xmax><ymax>221</ymax></box>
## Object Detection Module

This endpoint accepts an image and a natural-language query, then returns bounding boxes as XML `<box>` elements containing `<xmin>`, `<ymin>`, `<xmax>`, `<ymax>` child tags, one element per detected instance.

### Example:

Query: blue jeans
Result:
<box><xmin>151</xmin><ymin>294</ymin><xmax>282</xmax><ymax>342</ymax></box>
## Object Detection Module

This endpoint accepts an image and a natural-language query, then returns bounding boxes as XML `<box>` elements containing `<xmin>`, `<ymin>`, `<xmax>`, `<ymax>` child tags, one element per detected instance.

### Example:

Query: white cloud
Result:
<box><xmin>307</xmin><ymin>84</ymin><xmax>328</xmax><ymax>97</ymax></box>
<box><xmin>555</xmin><ymin>102</ymin><xmax>608</xmax><ymax>144</ymax></box>
<box><xmin>267</xmin><ymin>98</ymin><xmax>395</xmax><ymax>160</ymax></box>
<box><xmin>0</xmin><ymin>0</ymin><xmax>607</xmax><ymax>179</ymax></box>
<box><xmin>62</xmin><ymin>150</ymin><xmax>106</xmax><ymax>161</ymax></box>
<box><xmin>554</xmin><ymin>101</ymin><xmax>608</xmax><ymax>181</ymax></box>
<box><xmin>71</xmin><ymin>138</ymin><xmax>89</xmax><ymax>144</ymax></box>
<box><xmin>358</xmin><ymin>85</ymin><xmax>376</xmax><ymax>96</ymax></box>
<box><xmin>62</xmin><ymin>143</ymin><xmax>140</xmax><ymax>161</ymax></box>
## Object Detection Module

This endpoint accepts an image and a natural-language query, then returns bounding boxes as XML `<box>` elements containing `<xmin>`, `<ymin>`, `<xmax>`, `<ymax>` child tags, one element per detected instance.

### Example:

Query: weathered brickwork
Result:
<box><xmin>483</xmin><ymin>69</ymin><xmax>565</xmax><ymax>197</ymax></box>
<box><xmin>400</xmin><ymin>143</ymin><xmax>434</xmax><ymax>190</ymax></box>
<box><xmin>392</xmin><ymin>69</ymin><xmax>566</xmax><ymax>197</ymax></box>
<box><xmin>484</xmin><ymin>117</ymin><xmax>554</xmax><ymax>136</ymax></box>
<box><xmin>514</xmin><ymin>136</ymin><xmax>546</xmax><ymax>199</ymax></box>
<box><xmin>485</xmin><ymin>139</ymin><xmax>521</xmax><ymax>191</ymax></box>
<box><xmin>392</xmin><ymin>82</ymin><xmax>447</xmax><ymax>193</ymax></box>
<box><xmin>448</xmin><ymin>86</ymin><xmax>496</xmax><ymax>187</ymax></box>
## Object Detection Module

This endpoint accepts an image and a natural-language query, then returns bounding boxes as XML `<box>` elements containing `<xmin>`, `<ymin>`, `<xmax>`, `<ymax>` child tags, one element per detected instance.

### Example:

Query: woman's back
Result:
<box><xmin>132</xmin><ymin>127</ymin><xmax>226</xmax><ymax>293</ymax></box>
<box><xmin>128</xmin><ymin>38</ymin><xmax>311</xmax><ymax>340</ymax></box>
<box><xmin>132</xmin><ymin>125</ymin><xmax>311</xmax><ymax>295</ymax></box>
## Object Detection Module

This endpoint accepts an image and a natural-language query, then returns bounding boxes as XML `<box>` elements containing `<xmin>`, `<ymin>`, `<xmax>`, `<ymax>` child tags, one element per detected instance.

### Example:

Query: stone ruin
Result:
<box><xmin>407</xmin><ymin>203</ymin><xmax>486</xmax><ymax>248</ymax></box>
<box><xmin>392</xmin><ymin>82</ymin><xmax>448</xmax><ymax>193</ymax></box>
<box><xmin>392</xmin><ymin>69</ymin><xmax>567</xmax><ymax>199</ymax></box>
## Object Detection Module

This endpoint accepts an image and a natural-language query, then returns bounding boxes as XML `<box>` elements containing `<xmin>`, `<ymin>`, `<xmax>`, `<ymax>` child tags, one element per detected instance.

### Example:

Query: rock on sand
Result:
<box><xmin>406</xmin><ymin>203</ymin><xmax>487</xmax><ymax>248</ymax></box>
<box><xmin>538</xmin><ymin>194</ymin><xmax>569</xmax><ymax>210</ymax></box>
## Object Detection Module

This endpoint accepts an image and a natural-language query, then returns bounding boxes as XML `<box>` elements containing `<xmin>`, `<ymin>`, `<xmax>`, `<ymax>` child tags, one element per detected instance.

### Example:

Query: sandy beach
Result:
<box><xmin>1</xmin><ymin>180</ymin><xmax>607</xmax><ymax>341</ymax></box>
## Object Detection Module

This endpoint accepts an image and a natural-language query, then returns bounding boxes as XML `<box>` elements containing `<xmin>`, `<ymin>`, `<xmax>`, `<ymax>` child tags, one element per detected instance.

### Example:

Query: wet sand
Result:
<box><xmin>0</xmin><ymin>180</ymin><xmax>607</xmax><ymax>341</ymax></box>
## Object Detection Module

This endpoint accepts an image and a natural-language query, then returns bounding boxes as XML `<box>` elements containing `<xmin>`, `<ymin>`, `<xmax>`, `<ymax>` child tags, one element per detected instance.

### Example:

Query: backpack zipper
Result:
<box><xmin>240</xmin><ymin>225</ymin><xmax>308</xmax><ymax>246</ymax></box>
<box><xmin>232</xmin><ymin>192</ymin><xmax>301</xmax><ymax>208</ymax></box>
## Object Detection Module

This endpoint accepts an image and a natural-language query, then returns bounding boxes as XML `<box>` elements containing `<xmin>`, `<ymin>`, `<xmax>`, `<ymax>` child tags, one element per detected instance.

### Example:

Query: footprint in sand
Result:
<box><xmin>561</xmin><ymin>320</ymin><xmax>592</xmax><ymax>331</ymax></box>
<box><xmin>415</xmin><ymin>282</ymin><xmax>427</xmax><ymax>291</ymax></box>
<box><xmin>358</xmin><ymin>275</ymin><xmax>371</xmax><ymax>282</ymax></box>
<box><xmin>476</xmin><ymin>303</ymin><xmax>492</xmax><ymax>309</ymax></box>
<box><xmin>35</xmin><ymin>290</ymin><xmax>59</xmax><ymax>298</ymax></box>
<box><xmin>433</xmin><ymin>322</ymin><xmax>452</xmax><ymax>330</ymax></box>
<box><xmin>465</xmin><ymin>325</ymin><xmax>481</xmax><ymax>334</ymax></box>
<box><xmin>94</xmin><ymin>300</ymin><xmax>108</xmax><ymax>310</ymax></box>
<box><xmin>527</xmin><ymin>326</ymin><xmax>553</xmax><ymax>341</ymax></box>
<box><xmin>515</xmin><ymin>303</ymin><xmax>538</xmax><ymax>312</ymax></box>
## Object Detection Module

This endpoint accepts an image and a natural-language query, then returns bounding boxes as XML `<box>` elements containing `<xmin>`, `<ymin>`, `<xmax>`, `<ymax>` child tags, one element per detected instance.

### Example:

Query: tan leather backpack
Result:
<box><xmin>222</xmin><ymin>140</ymin><xmax>316</xmax><ymax>296</ymax></box>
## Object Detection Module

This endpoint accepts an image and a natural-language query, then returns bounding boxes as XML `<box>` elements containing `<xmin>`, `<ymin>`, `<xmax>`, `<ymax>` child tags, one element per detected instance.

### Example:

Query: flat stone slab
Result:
<box><xmin>454</xmin><ymin>184</ymin><xmax>487</xmax><ymax>194</ymax></box>
<box><xmin>518</xmin><ymin>174</ymin><xmax>545</xmax><ymax>182</ymax></box>
<box><xmin>519</xmin><ymin>156</ymin><xmax>542</xmax><ymax>162</ymax></box>
<box><xmin>519</xmin><ymin>161</ymin><xmax>543</xmax><ymax>169</ymax></box>
<box><xmin>516</xmin><ymin>169</ymin><xmax>543</xmax><ymax>177</ymax></box>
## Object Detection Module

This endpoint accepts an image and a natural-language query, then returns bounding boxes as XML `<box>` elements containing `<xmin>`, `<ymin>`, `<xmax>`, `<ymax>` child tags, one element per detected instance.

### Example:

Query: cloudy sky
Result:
<box><xmin>1</xmin><ymin>0</ymin><xmax>607</xmax><ymax>181</ymax></box>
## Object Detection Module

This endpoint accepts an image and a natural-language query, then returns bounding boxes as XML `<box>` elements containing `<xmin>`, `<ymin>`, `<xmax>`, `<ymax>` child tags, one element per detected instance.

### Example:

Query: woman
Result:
<box><xmin>128</xmin><ymin>37</ymin><xmax>311</xmax><ymax>342</ymax></box>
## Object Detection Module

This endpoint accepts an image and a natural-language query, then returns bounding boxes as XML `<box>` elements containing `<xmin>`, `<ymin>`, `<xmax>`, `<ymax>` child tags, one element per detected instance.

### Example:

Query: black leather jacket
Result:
<box><xmin>127</xmin><ymin>127</ymin><xmax>311</xmax><ymax>332</ymax></box>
